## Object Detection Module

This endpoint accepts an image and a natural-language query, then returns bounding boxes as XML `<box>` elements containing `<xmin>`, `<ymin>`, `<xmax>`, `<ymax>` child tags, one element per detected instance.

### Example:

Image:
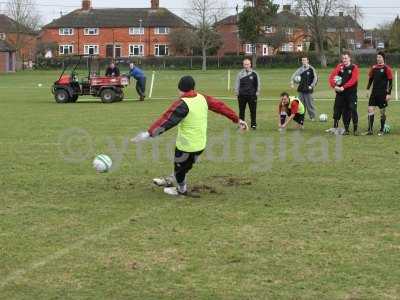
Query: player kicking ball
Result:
<box><xmin>131</xmin><ymin>76</ymin><xmax>248</xmax><ymax>197</ymax></box>
<box><xmin>364</xmin><ymin>51</ymin><xmax>393</xmax><ymax>136</ymax></box>
<box><xmin>278</xmin><ymin>92</ymin><xmax>305</xmax><ymax>131</ymax></box>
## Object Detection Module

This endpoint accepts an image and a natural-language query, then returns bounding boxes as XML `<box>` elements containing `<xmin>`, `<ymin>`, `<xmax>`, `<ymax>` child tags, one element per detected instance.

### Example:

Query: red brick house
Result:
<box><xmin>0</xmin><ymin>14</ymin><xmax>37</xmax><ymax>62</ymax></box>
<box><xmin>216</xmin><ymin>5</ymin><xmax>364</xmax><ymax>56</ymax></box>
<box><xmin>40</xmin><ymin>0</ymin><xmax>192</xmax><ymax>58</ymax></box>
<box><xmin>0</xmin><ymin>39</ymin><xmax>16</xmax><ymax>72</ymax></box>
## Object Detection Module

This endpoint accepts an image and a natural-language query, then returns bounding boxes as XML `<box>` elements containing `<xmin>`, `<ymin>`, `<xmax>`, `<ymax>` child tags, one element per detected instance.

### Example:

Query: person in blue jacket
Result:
<box><xmin>129</xmin><ymin>63</ymin><xmax>146</xmax><ymax>101</ymax></box>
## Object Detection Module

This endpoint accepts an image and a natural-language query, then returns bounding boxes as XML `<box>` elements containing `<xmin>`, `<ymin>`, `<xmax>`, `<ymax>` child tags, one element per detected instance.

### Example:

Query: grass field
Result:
<box><xmin>1</xmin><ymin>68</ymin><xmax>400</xmax><ymax>299</ymax></box>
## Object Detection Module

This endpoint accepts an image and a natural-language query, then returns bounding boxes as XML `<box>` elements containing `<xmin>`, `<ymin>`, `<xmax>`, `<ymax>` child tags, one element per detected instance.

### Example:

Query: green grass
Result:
<box><xmin>1</xmin><ymin>68</ymin><xmax>400</xmax><ymax>299</ymax></box>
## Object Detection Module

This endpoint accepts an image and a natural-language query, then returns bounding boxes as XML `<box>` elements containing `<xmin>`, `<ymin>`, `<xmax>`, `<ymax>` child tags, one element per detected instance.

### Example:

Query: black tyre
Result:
<box><xmin>100</xmin><ymin>89</ymin><xmax>116</xmax><ymax>103</ymax></box>
<box><xmin>54</xmin><ymin>89</ymin><xmax>70</xmax><ymax>103</ymax></box>
<box><xmin>70</xmin><ymin>95</ymin><xmax>79</xmax><ymax>102</ymax></box>
<box><xmin>116</xmin><ymin>92</ymin><xmax>124</xmax><ymax>102</ymax></box>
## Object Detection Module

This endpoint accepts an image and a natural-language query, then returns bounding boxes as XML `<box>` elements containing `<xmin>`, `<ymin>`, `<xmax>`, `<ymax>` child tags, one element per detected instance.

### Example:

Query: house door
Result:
<box><xmin>106</xmin><ymin>45</ymin><xmax>114</xmax><ymax>57</ymax></box>
<box><xmin>115</xmin><ymin>45</ymin><xmax>121</xmax><ymax>58</ymax></box>
<box><xmin>8</xmin><ymin>52</ymin><xmax>14</xmax><ymax>71</ymax></box>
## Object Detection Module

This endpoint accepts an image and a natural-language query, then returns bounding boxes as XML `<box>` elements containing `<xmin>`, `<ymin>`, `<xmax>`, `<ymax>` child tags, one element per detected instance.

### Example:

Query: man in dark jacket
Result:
<box><xmin>235</xmin><ymin>58</ymin><xmax>261</xmax><ymax>130</ymax></box>
<box><xmin>290</xmin><ymin>57</ymin><xmax>318</xmax><ymax>121</ymax></box>
<box><xmin>105</xmin><ymin>62</ymin><xmax>120</xmax><ymax>77</ymax></box>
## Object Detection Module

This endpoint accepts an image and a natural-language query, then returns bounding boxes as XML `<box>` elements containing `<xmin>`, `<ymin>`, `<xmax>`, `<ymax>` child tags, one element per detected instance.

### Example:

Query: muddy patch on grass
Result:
<box><xmin>190</xmin><ymin>184</ymin><xmax>220</xmax><ymax>194</ymax></box>
<box><xmin>211</xmin><ymin>175</ymin><xmax>253</xmax><ymax>187</ymax></box>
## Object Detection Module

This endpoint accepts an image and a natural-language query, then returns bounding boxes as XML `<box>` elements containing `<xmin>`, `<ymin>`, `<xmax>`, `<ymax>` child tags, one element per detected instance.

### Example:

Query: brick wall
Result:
<box><xmin>5</xmin><ymin>33</ymin><xmax>37</xmax><ymax>60</ymax></box>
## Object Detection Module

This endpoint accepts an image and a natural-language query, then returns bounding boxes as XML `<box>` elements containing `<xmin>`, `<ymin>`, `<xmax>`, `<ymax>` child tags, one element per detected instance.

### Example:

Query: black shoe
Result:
<box><xmin>353</xmin><ymin>130</ymin><xmax>359</xmax><ymax>136</ymax></box>
<box><xmin>343</xmin><ymin>130</ymin><xmax>350</xmax><ymax>136</ymax></box>
<box><xmin>251</xmin><ymin>125</ymin><xmax>257</xmax><ymax>130</ymax></box>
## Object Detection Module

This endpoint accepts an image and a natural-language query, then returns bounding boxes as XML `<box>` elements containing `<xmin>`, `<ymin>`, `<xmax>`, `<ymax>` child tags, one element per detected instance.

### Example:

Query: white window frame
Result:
<box><xmin>281</xmin><ymin>42</ymin><xmax>294</xmax><ymax>52</ymax></box>
<box><xmin>154</xmin><ymin>44</ymin><xmax>169</xmax><ymax>56</ymax></box>
<box><xmin>129</xmin><ymin>27</ymin><xmax>144</xmax><ymax>35</ymax></box>
<box><xmin>264</xmin><ymin>26</ymin><xmax>274</xmax><ymax>33</ymax></box>
<box><xmin>286</xmin><ymin>27</ymin><xmax>293</xmax><ymax>35</ymax></box>
<box><xmin>0</xmin><ymin>33</ymin><xmax>5</xmax><ymax>40</ymax></box>
<box><xmin>155</xmin><ymin>27</ymin><xmax>170</xmax><ymax>35</ymax></box>
<box><xmin>59</xmin><ymin>28</ymin><xmax>74</xmax><ymax>36</ymax></box>
<box><xmin>84</xmin><ymin>44</ymin><xmax>99</xmax><ymax>55</ymax></box>
<box><xmin>245</xmin><ymin>44</ymin><xmax>255</xmax><ymax>54</ymax></box>
<box><xmin>84</xmin><ymin>28</ymin><xmax>99</xmax><ymax>35</ymax></box>
<box><xmin>347</xmin><ymin>39</ymin><xmax>355</xmax><ymax>45</ymax></box>
<box><xmin>59</xmin><ymin>44</ymin><xmax>74</xmax><ymax>55</ymax></box>
<box><xmin>129</xmin><ymin>44</ymin><xmax>144</xmax><ymax>56</ymax></box>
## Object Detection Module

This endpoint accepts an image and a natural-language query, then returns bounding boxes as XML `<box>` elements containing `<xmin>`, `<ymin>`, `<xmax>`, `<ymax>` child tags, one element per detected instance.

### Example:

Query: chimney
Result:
<box><xmin>282</xmin><ymin>5</ymin><xmax>291</xmax><ymax>12</ymax></box>
<box><xmin>151</xmin><ymin>0</ymin><xmax>159</xmax><ymax>9</ymax></box>
<box><xmin>82</xmin><ymin>0</ymin><xmax>91</xmax><ymax>10</ymax></box>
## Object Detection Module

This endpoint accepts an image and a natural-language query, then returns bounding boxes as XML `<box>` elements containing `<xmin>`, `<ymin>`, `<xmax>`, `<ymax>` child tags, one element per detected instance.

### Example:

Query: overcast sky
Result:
<box><xmin>1</xmin><ymin>0</ymin><xmax>399</xmax><ymax>29</ymax></box>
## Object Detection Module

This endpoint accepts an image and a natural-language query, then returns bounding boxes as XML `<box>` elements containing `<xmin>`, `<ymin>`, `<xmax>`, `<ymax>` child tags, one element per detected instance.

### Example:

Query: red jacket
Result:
<box><xmin>148</xmin><ymin>91</ymin><xmax>239</xmax><ymax>137</ymax></box>
<box><xmin>328</xmin><ymin>63</ymin><xmax>359</xmax><ymax>91</ymax></box>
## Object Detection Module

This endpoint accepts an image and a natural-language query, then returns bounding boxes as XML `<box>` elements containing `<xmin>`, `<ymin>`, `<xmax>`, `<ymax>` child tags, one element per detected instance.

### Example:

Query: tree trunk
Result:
<box><xmin>316</xmin><ymin>38</ymin><xmax>327</xmax><ymax>68</ymax></box>
<box><xmin>202</xmin><ymin>47</ymin><xmax>207</xmax><ymax>71</ymax></box>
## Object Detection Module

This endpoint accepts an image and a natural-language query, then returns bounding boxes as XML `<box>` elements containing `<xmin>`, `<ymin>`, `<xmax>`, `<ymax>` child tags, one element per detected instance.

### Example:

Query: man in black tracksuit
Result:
<box><xmin>328</xmin><ymin>52</ymin><xmax>360</xmax><ymax>135</ymax></box>
<box><xmin>364</xmin><ymin>51</ymin><xmax>393</xmax><ymax>135</ymax></box>
<box><xmin>235</xmin><ymin>58</ymin><xmax>261</xmax><ymax>129</ymax></box>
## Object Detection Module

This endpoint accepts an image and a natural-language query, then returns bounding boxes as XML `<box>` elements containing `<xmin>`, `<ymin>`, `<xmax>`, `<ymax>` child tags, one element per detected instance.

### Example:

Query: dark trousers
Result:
<box><xmin>136</xmin><ymin>77</ymin><xmax>146</xmax><ymax>97</ymax></box>
<box><xmin>238</xmin><ymin>95</ymin><xmax>257</xmax><ymax>127</ymax></box>
<box><xmin>174</xmin><ymin>148</ymin><xmax>203</xmax><ymax>185</ymax></box>
<box><xmin>333</xmin><ymin>92</ymin><xmax>358</xmax><ymax>130</ymax></box>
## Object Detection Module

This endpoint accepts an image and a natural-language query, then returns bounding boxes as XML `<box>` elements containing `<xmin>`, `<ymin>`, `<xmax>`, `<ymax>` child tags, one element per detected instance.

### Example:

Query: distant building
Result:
<box><xmin>0</xmin><ymin>39</ymin><xmax>16</xmax><ymax>72</ymax></box>
<box><xmin>216</xmin><ymin>5</ymin><xmax>365</xmax><ymax>56</ymax></box>
<box><xmin>40</xmin><ymin>0</ymin><xmax>192</xmax><ymax>58</ymax></box>
<box><xmin>0</xmin><ymin>14</ymin><xmax>38</xmax><ymax>62</ymax></box>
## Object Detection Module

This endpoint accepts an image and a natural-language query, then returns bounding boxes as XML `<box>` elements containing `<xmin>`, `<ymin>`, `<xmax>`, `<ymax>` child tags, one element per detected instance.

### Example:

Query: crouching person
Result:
<box><xmin>278</xmin><ymin>92</ymin><xmax>305</xmax><ymax>130</ymax></box>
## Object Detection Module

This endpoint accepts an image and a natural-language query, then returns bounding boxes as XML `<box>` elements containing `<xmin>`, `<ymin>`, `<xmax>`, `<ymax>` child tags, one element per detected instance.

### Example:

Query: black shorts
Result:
<box><xmin>288</xmin><ymin>109</ymin><xmax>304</xmax><ymax>125</ymax></box>
<box><xmin>369</xmin><ymin>93</ymin><xmax>388</xmax><ymax>109</ymax></box>
<box><xmin>333</xmin><ymin>91</ymin><xmax>358</xmax><ymax>120</ymax></box>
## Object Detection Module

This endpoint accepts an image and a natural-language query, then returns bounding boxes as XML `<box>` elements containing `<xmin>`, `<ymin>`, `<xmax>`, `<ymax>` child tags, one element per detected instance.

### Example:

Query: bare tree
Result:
<box><xmin>294</xmin><ymin>0</ymin><xmax>346</xmax><ymax>67</ymax></box>
<box><xmin>6</xmin><ymin>0</ymin><xmax>41</xmax><ymax>56</ymax></box>
<box><xmin>169</xmin><ymin>28</ymin><xmax>197</xmax><ymax>56</ymax></box>
<box><xmin>187</xmin><ymin>0</ymin><xmax>226</xmax><ymax>71</ymax></box>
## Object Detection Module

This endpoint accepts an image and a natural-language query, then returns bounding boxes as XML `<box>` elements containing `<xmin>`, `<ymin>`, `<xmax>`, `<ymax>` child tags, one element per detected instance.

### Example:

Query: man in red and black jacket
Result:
<box><xmin>131</xmin><ymin>76</ymin><xmax>248</xmax><ymax>197</ymax></box>
<box><xmin>364</xmin><ymin>51</ymin><xmax>393</xmax><ymax>135</ymax></box>
<box><xmin>329</xmin><ymin>52</ymin><xmax>360</xmax><ymax>135</ymax></box>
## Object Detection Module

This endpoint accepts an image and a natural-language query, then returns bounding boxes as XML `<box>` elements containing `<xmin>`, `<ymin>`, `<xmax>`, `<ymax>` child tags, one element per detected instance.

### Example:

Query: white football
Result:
<box><xmin>319</xmin><ymin>113</ymin><xmax>328</xmax><ymax>122</ymax></box>
<box><xmin>93</xmin><ymin>154</ymin><xmax>112</xmax><ymax>173</ymax></box>
<box><xmin>38</xmin><ymin>83</ymin><xmax>43</xmax><ymax>87</ymax></box>
<box><xmin>334</xmin><ymin>76</ymin><xmax>342</xmax><ymax>86</ymax></box>
<box><xmin>294</xmin><ymin>75</ymin><xmax>301</xmax><ymax>84</ymax></box>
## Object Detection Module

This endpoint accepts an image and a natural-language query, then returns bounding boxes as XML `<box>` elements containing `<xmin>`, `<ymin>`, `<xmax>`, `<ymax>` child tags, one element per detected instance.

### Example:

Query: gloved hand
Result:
<box><xmin>238</xmin><ymin>119</ymin><xmax>249</xmax><ymax>131</ymax></box>
<box><xmin>131</xmin><ymin>131</ymin><xmax>151</xmax><ymax>143</ymax></box>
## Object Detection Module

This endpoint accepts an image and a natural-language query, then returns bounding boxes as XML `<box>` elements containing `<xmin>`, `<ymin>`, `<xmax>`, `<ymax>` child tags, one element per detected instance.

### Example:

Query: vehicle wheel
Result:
<box><xmin>100</xmin><ymin>89</ymin><xmax>116</xmax><ymax>103</ymax></box>
<box><xmin>54</xmin><ymin>89</ymin><xmax>70</xmax><ymax>103</ymax></box>
<box><xmin>116</xmin><ymin>92</ymin><xmax>124</xmax><ymax>102</ymax></box>
<box><xmin>70</xmin><ymin>95</ymin><xmax>79</xmax><ymax>102</ymax></box>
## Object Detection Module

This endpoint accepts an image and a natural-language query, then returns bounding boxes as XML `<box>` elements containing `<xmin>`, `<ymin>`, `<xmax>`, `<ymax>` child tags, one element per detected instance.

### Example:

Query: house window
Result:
<box><xmin>347</xmin><ymin>39</ymin><xmax>355</xmax><ymax>45</ymax></box>
<box><xmin>84</xmin><ymin>44</ymin><xmax>99</xmax><ymax>55</ymax></box>
<box><xmin>155</xmin><ymin>27</ymin><xmax>170</xmax><ymax>35</ymax></box>
<box><xmin>129</xmin><ymin>44</ymin><xmax>144</xmax><ymax>56</ymax></box>
<box><xmin>59</xmin><ymin>28</ymin><xmax>73</xmax><ymax>35</ymax></box>
<box><xmin>0</xmin><ymin>33</ymin><xmax>5</xmax><ymax>40</ymax></box>
<box><xmin>59</xmin><ymin>44</ymin><xmax>73</xmax><ymax>55</ymax></box>
<box><xmin>245</xmin><ymin>44</ymin><xmax>255</xmax><ymax>54</ymax></box>
<box><xmin>286</xmin><ymin>28</ymin><xmax>293</xmax><ymax>35</ymax></box>
<box><xmin>281</xmin><ymin>42</ymin><xmax>294</xmax><ymax>52</ymax></box>
<box><xmin>154</xmin><ymin>44</ymin><xmax>169</xmax><ymax>56</ymax></box>
<box><xmin>327</xmin><ymin>28</ymin><xmax>336</xmax><ymax>33</ymax></box>
<box><xmin>344</xmin><ymin>27</ymin><xmax>354</xmax><ymax>32</ymax></box>
<box><xmin>264</xmin><ymin>26</ymin><xmax>274</xmax><ymax>33</ymax></box>
<box><xmin>129</xmin><ymin>27</ymin><xmax>144</xmax><ymax>35</ymax></box>
<box><xmin>84</xmin><ymin>28</ymin><xmax>99</xmax><ymax>35</ymax></box>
